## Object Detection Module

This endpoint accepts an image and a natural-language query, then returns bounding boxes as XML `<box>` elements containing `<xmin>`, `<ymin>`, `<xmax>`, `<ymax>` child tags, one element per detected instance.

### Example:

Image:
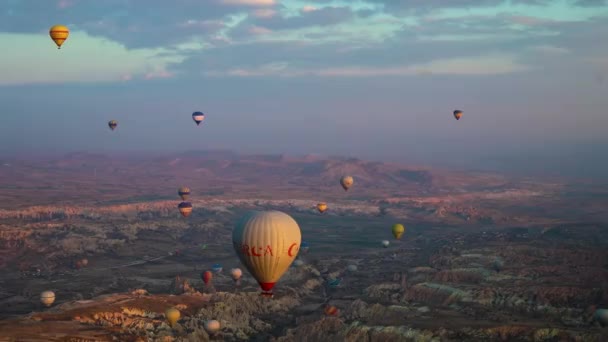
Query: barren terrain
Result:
<box><xmin>0</xmin><ymin>152</ymin><xmax>607</xmax><ymax>341</ymax></box>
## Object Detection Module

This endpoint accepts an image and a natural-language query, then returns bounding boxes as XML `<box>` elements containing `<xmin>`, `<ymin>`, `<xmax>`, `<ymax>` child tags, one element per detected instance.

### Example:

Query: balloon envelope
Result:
<box><xmin>192</xmin><ymin>112</ymin><xmax>205</xmax><ymax>126</ymax></box>
<box><xmin>40</xmin><ymin>291</ymin><xmax>55</xmax><ymax>307</ymax></box>
<box><xmin>340</xmin><ymin>176</ymin><xmax>354</xmax><ymax>191</ymax></box>
<box><xmin>49</xmin><ymin>25</ymin><xmax>69</xmax><ymax>49</ymax></box>
<box><xmin>392</xmin><ymin>224</ymin><xmax>405</xmax><ymax>240</ymax></box>
<box><xmin>232</xmin><ymin>210</ymin><xmax>302</xmax><ymax>296</ymax></box>
<box><xmin>324</xmin><ymin>305</ymin><xmax>339</xmax><ymax>316</ymax></box>
<box><xmin>382</xmin><ymin>240</ymin><xmax>390</xmax><ymax>248</ymax></box>
<box><xmin>453</xmin><ymin>110</ymin><xmax>463</xmax><ymax>120</ymax></box>
<box><xmin>165</xmin><ymin>308</ymin><xmax>180</xmax><ymax>326</ymax></box>
<box><xmin>231</xmin><ymin>268</ymin><xmax>243</xmax><ymax>281</ymax></box>
<box><xmin>212</xmin><ymin>263</ymin><xmax>223</xmax><ymax>273</ymax></box>
<box><xmin>204</xmin><ymin>320</ymin><xmax>221</xmax><ymax>335</ymax></box>
<box><xmin>178</xmin><ymin>202</ymin><xmax>192</xmax><ymax>217</ymax></box>
<box><xmin>108</xmin><ymin>120</ymin><xmax>118</xmax><ymax>131</ymax></box>
<box><xmin>317</xmin><ymin>202</ymin><xmax>328</xmax><ymax>213</ymax></box>
<box><xmin>178</xmin><ymin>186</ymin><xmax>190</xmax><ymax>200</ymax></box>
<box><xmin>202</xmin><ymin>270</ymin><xmax>213</xmax><ymax>285</ymax></box>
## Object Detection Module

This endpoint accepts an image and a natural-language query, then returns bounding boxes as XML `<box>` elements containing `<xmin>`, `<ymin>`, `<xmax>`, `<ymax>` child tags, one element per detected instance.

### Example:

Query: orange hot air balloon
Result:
<box><xmin>49</xmin><ymin>25</ymin><xmax>70</xmax><ymax>49</ymax></box>
<box><xmin>340</xmin><ymin>176</ymin><xmax>353</xmax><ymax>191</ymax></box>
<box><xmin>324</xmin><ymin>305</ymin><xmax>339</xmax><ymax>316</ymax></box>
<box><xmin>178</xmin><ymin>202</ymin><xmax>192</xmax><ymax>217</ymax></box>
<box><xmin>202</xmin><ymin>270</ymin><xmax>212</xmax><ymax>285</ymax></box>
<box><xmin>232</xmin><ymin>211</ymin><xmax>301</xmax><ymax>297</ymax></box>
<box><xmin>317</xmin><ymin>202</ymin><xmax>328</xmax><ymax>213</ymax></box>
<box><xmin>204</xmin><ymin>320</ymin><xmax>221</xmax><ymax>336</ymax></box>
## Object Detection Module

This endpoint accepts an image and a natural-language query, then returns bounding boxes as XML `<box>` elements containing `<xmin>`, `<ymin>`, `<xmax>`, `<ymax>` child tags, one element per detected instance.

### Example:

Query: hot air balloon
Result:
<box><xmin>392</xmin><ymin>224</ymin><xmax>405</xmax><ymax>240</ymax></box>
<box><xmin>382</xmin><ymin>240</ymin><xmax>390</xmax><ymax>248</ymax></box>
<box><xmin>230</xmin><ymin>268</ymin><xmax>243</xmax><ymax>282</ymax></box>
<box><xmin>212</xmin><ymin>263</ymin><xmax>223</xmax><ymax>273</ymax></box>
<box><xmin>204</xmin><ymin>320</ymin><xmax>221</xmax><ymax>336</ymax></box>
<box><xmin>233</xmin><ymin>210</ymin><xmax>302</xmax><ymax>297</ymax></box>
<box><xmin>202</xmin><ymin>270</ymin><xmax>212</xmax><ymax>285</ymax></box>
<box><xmin>108</xmin><ymin>120</ymin><xmax>118</xmax><ymax>131</ymax></box>
<box><xmin>80</xmin><ymin>258</ymin><xmax>88</xmax><ymax>267</ymax></box>
<box><xmin>178</xmin><ymin>186</ymin><xmax>190</xmax><ymax>200</ymax></box>
<box><xmin>347</xmin><ymin>264</ymin><xmax>357</xmax><ymax>272</ymax></box>
<box><xmin>40</xmin><ymin>291</ymin><xmax>55</xmax><ymax>307</ymax></box>
<box><xmin>453</xmin><ymin>110</ymin><xmax>463</xmax><ymax>120</ymax></box>
<box><xmin>328</xmin><ymin>278</ymin><xmax>341</xmax><ymax>288</ymax></box>
<box><xmin>178</xmin><ymin>202</ymin><xmax>192</xmax><ymax>217</ymax></box>
<box><xmin>49</xmin><ymin>25</ymin><xmax>69</xmax><ymax>49</ymax></box>
<box><xmin>340</xmin><ymin>176</ymin><xmax>354</xmax><ymax>191</ymax></box>
<box><xmin>165</xmin><ymin>307</ymin><xmax>180</xmax><ymax>326</ymax></box>
<box><xmin>317</xmin><ymin>202</ymin><xmax>328</xmax><ymax>213</ymax></box>
<box><xmin>192</xmin><ymin>112</ymin><xmax>205</xmax><ymax>126</ymax></box>
<box><xmin>595</xmin><ymin>309</ymin><xmax>608</xmax><ymax>326</ymax></box>
<box><xmin>301</xmin><ymin>241</ymin><xmax>309</xmax><ymax>254</ymax></box>
<box><xmin>324</xmin><ymin>305</ymin><xmax>339</xmax><ymax>316</ymax></box>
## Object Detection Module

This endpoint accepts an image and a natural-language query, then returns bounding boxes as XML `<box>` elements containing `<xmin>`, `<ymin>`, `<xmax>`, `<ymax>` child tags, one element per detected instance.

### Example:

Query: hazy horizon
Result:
<box><xmin>1</xmin><ymin>0</ymin><xmax>607</xmax><ymax>180</ymax></box>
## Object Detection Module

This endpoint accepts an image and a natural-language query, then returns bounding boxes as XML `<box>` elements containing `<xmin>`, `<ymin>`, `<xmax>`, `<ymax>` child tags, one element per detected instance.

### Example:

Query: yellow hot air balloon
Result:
<box><xmin>40</xmin><ymin>291</ymin><xmax>56</xmax><ymax>307</ymax></box>
<box><xmin>165</xmin><ymin>307</ymin><xmax>180</xmax><ymax>326</ymax></box>
<box><xmin>317</xmin><ymin>202</ymin><xmax>328</xmax><ymax>213</ymax></box>
<box><xmin>49</xmin><ymin>25</ymin><xmax>69</xmax><ymax>49</ymax></box>
<box><xmin>340</xmin><ymin>176</ymin><xmax>354</xmax><ymax>191</ymax></box>
<box><xmin>232</xmin><ymin>211</ymin><xmax>302</xmax><ymax>297</ymax></box>
<box><xmin>392</xmin><ymin>223</ymin><xmax>405</xmax><ymax>240</ymax></box>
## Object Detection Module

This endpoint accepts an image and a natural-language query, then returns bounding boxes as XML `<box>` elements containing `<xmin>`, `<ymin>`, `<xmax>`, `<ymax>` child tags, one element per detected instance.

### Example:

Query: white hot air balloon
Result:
<box><xmin>233</xmin><ymin>211</ymin><xmax>302</xmax><ymax>297</ymax></box>
<box><xmin>347</xmin><ymin>264</ymin><xmax>358</xmax><ymax>272</ymax></box>
<box><xmin>381</xmin><ymin>240</ymin><xmax>390</xmax><ymax>248</ymax></box>
<box><xmin>40</xmin><ymin>291</ymin><xmax>56</xmax><ymax>307</ymax></box>
<box><xmin>231</xmin><ymin>268</ymin><xmax>243</xmax><ymax>282</ymax></box>
<box><xmin>204</xmin><ymin>319</ymin><xmax>221</xmax><ymax>336</ymax></box>
<box><xmin>340</xmin><ymin>175</ymin><xmax>354</xmax><ymax>191</ymax></box>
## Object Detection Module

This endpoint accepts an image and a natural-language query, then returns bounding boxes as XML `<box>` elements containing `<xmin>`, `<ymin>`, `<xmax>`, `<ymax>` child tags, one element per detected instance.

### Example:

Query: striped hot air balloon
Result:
<box><xmin>178</xmin><ymin>186</ymin><xmax>190</xmax><ymax>200</ymax></box>
<box><xmin>192</xmin><ymin>112</ymin><xmax>205</xmax><ymax>126</ymax></box>
<box><xmin>232</xmin><ymin>211</ymin><xmax>301</xmax><ymax>297</ymax></box>
<box><xmin>178</xmin><ymin>202</ymin><xmax>192</xmax><ymax>217</ymax></box>
<box><xmin>49</xmin><ymin>25</ymin><xmax>69</xmax><ymax>49</ymax></box>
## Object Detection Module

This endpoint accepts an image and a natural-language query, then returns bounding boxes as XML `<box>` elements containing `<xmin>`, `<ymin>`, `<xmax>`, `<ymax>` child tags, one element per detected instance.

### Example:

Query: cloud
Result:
<box><xmin>0</xmin><ymin>31</ymin><xmax>184</xmax><ymax>85</ymax></box>
<box><xmin>529</xmin><ymin>45</ymin><xmax>570</xmax><ymax>55</ymax></box>
<box><xmin>203</xmin><ymin>55</ymin><xmax>530</xmax><ymax>78</ymax></box>
<box><xmin>302</xmin><ymin>6</ymin><xmax>318</xmax><ymax>13</ymax></box>
<box><xmin>248</xmin><ymin>25</ymin><xmax>273</xmax><ymax>35</ymax></box>
<box><xmin>219</xmin><ymin>0</ymin><xmax>276</xmax><ymax>5</ymax></box>
<box><xmin>57</xmin><ymin>0</ymin><xmax>75</xmax><ymax>9</ymax></box>
<box><xmin>252</xmin><ymin>8</ymin><xmax>277</xmax><ymax>18</ymax></box>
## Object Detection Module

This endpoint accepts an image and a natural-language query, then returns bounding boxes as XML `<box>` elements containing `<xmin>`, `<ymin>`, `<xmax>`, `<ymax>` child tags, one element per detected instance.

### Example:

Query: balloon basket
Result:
<box><xmin>260</xmin><ymin>291</ymin><xmax>273</xmax><ymax>298</ymax></box>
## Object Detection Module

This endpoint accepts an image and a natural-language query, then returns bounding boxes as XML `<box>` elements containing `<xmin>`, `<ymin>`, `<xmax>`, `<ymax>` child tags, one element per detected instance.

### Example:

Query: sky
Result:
<box><xmin>0</xmin><ymin>0</ymin><xmax>607</xmax><ymax>178</ymax></box>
